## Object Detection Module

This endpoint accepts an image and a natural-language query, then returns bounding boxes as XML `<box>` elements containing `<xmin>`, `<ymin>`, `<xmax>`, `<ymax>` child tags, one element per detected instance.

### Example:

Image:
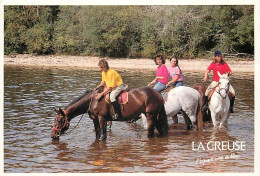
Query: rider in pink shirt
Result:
<box><xmin>148</xmin><ymin>55</ymin><xmax>169</xmax><ymax>92</ymax></box>
<box><xmin>167</xmin><ymin>56</ymin><xmax>184</xmax><ymax>87</ymax></box>
<box><xmin>156</xmin><ymin>64</ymin><xmax>169</xmax><ymax>85</ymax></box>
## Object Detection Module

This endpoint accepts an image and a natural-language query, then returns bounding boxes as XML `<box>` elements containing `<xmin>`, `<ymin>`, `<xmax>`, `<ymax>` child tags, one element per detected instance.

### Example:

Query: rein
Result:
<box><xmin>66</xmin><ymin>97</ymin><xmax>94</xmax><ymax>133</ymax></box>
<box><xmin>215</xmin><ymin>83</ymin><xmax>229</xmax><ymax>99</ymax></box>
<box><xmin>53</xmin><ymin>96</ymin><xmax>94</xmax><ymax>136</ymax></box>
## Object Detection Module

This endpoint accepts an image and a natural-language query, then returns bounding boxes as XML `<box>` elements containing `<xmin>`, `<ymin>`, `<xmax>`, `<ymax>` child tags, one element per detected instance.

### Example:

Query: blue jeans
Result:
<box><xmin>172</xmin><ymin>81</ymin><xmax>183</xmax><ymax>87</ymax></box>
<box><xmin>154</xmin><ymin>81</ymin><xmax>166</xmax><ymax>92</ymax></box>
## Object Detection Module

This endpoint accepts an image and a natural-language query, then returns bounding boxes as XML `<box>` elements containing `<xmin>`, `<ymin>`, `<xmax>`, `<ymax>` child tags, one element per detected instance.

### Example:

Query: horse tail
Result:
<box><xmin>196</xmin><ymin>95</ymin><xmax>203</xmax><ymax>132</ymax></box>
<box><xmin>158</xmin><ymin>105</ymin><xmax>168</xmax><ymax>136</ymax></box>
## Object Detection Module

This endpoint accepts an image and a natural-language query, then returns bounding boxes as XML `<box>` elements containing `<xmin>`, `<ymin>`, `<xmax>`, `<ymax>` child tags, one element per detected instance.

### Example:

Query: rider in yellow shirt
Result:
<box><xmin>95</xmin><ymin>59</ymin><xmax>123</xmax><ymax>120</ymax></box>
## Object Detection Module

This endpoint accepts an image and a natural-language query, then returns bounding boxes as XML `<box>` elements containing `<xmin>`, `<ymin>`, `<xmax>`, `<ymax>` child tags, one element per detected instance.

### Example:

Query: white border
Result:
<box><xmin>1</xmin><ymin>0</ymin><xmax>259</xmax><ymax>176</ymax></box>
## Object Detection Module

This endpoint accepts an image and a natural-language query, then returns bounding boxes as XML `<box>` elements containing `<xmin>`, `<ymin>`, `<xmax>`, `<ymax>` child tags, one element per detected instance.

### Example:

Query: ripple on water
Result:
<box><xmin>4</xmin><ymin>67</ymin><xmax>254</xmax><ymax>173</ymax></box>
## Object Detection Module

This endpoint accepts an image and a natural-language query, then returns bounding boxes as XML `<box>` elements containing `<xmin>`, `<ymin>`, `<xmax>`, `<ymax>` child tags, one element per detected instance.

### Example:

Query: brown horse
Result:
<box><xmin>192</xmin><ymin>84</ymin><xmax>211</xmax><ymax>122</ymax></box>
<box><xmin>51</xmin><ymin>86</ymin><xmax>168</xmax><ymax>141</ymax></box>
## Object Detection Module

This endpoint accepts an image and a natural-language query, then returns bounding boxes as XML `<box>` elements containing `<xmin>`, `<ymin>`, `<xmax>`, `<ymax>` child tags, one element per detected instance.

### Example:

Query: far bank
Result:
<box><xmin>4</xmin><ymin>55</ymin><xmax>254</xmax><ymax>73</ymax></box>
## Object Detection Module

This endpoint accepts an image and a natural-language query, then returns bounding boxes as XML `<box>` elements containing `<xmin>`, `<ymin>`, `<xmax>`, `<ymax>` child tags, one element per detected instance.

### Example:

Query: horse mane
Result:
<box><xmin>65</xmin><ymin>90</ymin><xmax>92</xmax><ymax>109</ymax></box>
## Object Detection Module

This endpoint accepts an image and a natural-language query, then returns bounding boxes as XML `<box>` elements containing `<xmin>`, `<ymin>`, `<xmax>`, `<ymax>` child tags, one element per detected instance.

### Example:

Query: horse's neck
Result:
<box><xmin>212</xmin><ymin>88</ymin><xmax>229</xmax><ymax>103</ymax></box>
<box><xmin>65</xmin><ymin>91</ymin><xmax>94</xmax><ymax>121</ymax></box>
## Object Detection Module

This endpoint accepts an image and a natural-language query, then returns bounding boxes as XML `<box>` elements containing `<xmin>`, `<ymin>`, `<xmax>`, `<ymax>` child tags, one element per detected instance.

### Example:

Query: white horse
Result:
<box><xmin>141</xmin><ymin>86</ymin><xmax>203</xmax><ymax>131</ymax></box>
<box><xmin>209</xmin><ymin>72</ymin><xmax>230</xmax><ymax>129</ymax></box>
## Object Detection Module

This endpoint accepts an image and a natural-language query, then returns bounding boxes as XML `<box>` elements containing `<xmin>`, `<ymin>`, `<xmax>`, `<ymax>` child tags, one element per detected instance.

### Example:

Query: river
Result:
<box><xmin>4</xmin><ymin>66</ymin><xmax>254</xmax><ymax>173</ymax></box>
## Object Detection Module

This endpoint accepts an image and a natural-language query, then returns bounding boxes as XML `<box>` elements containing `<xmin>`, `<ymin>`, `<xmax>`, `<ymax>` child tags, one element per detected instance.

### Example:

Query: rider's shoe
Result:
<box><xmin>111</xmin><ymin>101</ymin><xmax>122</xmax><ymax>120</ymax></box>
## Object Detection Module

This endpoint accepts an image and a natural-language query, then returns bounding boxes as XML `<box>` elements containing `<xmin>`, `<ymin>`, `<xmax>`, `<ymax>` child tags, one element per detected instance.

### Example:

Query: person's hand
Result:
<box><xmin>202</xmin><ymin>77</ymin><xmax>207</xmax><ymax>83</ymax></box>
<box><xmin>94</xmin><ymin>86</ymin><xmax>100</xmax><ymax>91</ymax></box>
<box><xmin>96</xmin><ymin>93</ymin><xmax>102</xmax><ymax>100</ymax></box>
<box><xmin>148</xmin><ymin>80</ymin><xmax>156</xmax><ymax>86</ymax></box>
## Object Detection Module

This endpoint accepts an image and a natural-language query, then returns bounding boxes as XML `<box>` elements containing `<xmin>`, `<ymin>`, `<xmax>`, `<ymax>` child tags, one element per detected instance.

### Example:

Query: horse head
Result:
<box><xmin>217</xmin><ymin>71</ymin><xmax>230</xmax><ymax>99</ymax></box>
<box><xmin>51</xmin><ymin>108</ymin><xmax>70</xmax><ymax>139</ymax></box>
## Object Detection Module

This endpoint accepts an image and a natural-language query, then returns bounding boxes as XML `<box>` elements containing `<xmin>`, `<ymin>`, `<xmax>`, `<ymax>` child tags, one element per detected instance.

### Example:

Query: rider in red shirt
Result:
<box><xmin>202</xmin><ymin>50</ymin><xmax>236</xmax><ymax>113</ymax></box>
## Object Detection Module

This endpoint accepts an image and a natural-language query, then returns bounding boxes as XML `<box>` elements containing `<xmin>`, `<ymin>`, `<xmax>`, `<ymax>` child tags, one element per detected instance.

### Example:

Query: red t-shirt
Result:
<box><xmin>207</xmin><ymin>62</ymin><xmax>231</xmax><ymax>81</ymax></box>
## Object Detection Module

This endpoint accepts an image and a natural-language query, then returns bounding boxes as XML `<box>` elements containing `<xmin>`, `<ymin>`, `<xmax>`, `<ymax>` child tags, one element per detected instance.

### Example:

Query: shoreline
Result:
<box><xmin>4</xmin><ymin>55</ymin><xmax>254</xmax><ymax>73</ymax></box>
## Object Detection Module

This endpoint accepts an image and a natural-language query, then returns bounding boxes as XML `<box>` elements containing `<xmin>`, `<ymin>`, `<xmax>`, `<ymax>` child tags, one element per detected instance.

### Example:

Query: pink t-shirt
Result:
<box><xmin>156</xmin><ymin>64</ymin><xmax>169</xmax><ymax>85</ymax></box>
<box><xmin>207</xmin><ymin>62</ymin><xmax>231</xmax><ymax>81</ymax></box>
<box><xmin>168</xmin><ymin>66</ymin><xmax>184</xmax><ymax>81</ymax></box>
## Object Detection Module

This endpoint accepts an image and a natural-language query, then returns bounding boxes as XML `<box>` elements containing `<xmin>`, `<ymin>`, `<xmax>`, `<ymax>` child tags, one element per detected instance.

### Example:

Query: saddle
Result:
<box><xmin>105</xmin><ymin>84</ymin><xmax>129</xmax><ymax>105</ymax></box>
<box><xmin>208</xmin><ymin>86</ymin><xmax>232</xmax><ymax>100</ymax></box>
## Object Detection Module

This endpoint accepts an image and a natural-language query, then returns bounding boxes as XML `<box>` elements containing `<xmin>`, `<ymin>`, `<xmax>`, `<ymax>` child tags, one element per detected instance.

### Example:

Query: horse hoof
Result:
<box><xmin>100</xmin><ymin>136</ymin><xmax>107</xmax><ymax>141</ymax></box>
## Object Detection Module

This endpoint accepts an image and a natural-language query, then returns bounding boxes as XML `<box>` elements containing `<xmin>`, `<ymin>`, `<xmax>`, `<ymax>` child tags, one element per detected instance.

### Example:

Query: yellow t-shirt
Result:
<box><xmin>102</xmin><ymin>68</ymin><xmax>123</xmax><ymax>88</ymax></box>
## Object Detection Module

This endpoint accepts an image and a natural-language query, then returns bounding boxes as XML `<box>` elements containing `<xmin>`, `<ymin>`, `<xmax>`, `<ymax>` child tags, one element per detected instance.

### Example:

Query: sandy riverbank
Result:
<box><xmin>4</xmin><ymin>55</ymin><xmax>254</xmax><ymax>73</ymax></box>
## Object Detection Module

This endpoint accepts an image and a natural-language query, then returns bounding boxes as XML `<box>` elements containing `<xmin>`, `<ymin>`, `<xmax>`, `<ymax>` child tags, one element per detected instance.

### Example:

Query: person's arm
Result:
<box><xmin>203</xmin><ymin>70</ymin><xmax>210</xmax><ymax>82</ymax></box>
<box><xmin>148</xmin><ymin>78</ymin><xmax>157</xmax><ymax>86</ymax></box>
<box><xmin>94</xmin><ymin>81</ymin><xmax>105</xmax><ymax>90</ymax></box>
<box><xmin>225</xmin><ymin>63</ymin><xmax>232</xmax><ymax>76</ymax></box>
<box><xmin>96</xmin><ymin>86</ymin><xmax>112</xmax><ymax>100</ymax></box>
<box><xmin>167</xmin><ymin>74</ymin><xmax>180</xmax><ymax>87</ymax></box>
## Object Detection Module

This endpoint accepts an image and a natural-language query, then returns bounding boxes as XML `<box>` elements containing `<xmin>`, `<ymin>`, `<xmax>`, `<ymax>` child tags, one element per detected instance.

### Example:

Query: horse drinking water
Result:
<box><xmin>51</xmin><ymin>86</ymin><xmax>168</xmax><ymax>141</ymax></box>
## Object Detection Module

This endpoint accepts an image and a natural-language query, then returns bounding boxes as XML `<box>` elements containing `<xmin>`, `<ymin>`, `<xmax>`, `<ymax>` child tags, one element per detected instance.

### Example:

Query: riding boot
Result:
<box><xmin>202</xmin><ymin>95</ymin><xmax>209</xmax><ymax>112</ymax></box>
<box><xmin>229</xmin><ymin>96</ymin><xmax>235</xmax><ymax>113</ymax></box>
<box><xmin>111</xmin><ymin>101</ymin><xmax>122</xmax><ymax>120</ymax></box>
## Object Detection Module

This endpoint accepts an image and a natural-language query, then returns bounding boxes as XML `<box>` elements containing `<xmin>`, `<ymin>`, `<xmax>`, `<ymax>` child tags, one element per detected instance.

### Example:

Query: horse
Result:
<box><xmin>209</xmin><ymin>72</ymin><xmax>230</xmax><ymax>129</ymax></box>
<box><xmin>51</xmin><ymin>86</ymin><xmax>168</xmax><ymax>141</ymax></box>
<box><xmin>141</xmin><ymin>86</ymin><xmax>203</xmax><ymax>131</ymax></box>
<box><xmin>192</xmin><ymin>84</ymin><xmax>211</xmax><ymax>122</ymax></box>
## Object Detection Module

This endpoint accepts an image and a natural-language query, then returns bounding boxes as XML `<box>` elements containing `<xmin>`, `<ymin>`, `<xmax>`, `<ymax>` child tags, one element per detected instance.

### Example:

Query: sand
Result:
<box><xmin>4</xmin><ymin>55</ymin><xmax>254</xmax><ymax>73</ymax></box>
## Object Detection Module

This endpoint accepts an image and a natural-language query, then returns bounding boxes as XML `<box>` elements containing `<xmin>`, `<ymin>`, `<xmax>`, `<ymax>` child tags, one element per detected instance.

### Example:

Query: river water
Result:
<box><xmin>4</xmin><ymin>66</ymin><xmax>254</xmax><ymax>173</ymax></box>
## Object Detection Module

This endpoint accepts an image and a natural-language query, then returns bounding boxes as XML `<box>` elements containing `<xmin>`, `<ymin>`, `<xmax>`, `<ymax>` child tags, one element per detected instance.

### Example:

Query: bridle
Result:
<box><xmin>52</xmin><ymin>115</ymin><xmax>69</xmax><ymax>135</ymax></box>
<box><xmin>216</xmin><ymin>79</ymin><xmax>230</xmax><ymax>99</ymax></box>
<box><xmin>52</xmin><ymin>96</ymin><xmax>94</xmax><ymax>136</ymax></box>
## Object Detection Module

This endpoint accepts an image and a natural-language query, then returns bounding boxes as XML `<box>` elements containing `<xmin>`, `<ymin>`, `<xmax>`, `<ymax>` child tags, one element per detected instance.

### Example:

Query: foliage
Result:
<box><xmin>4</xmin><ymin>5</ymin><xmax>254</xmax><ymax>58</ymax></box>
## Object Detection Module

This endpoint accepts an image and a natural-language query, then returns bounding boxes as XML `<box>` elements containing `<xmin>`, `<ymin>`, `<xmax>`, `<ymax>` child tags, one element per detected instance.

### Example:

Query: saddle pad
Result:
<box><xmin>208</xmin><ymin>87</ymin><xmax>217</xmax><ymax>100</ymax></box>
<box><xmin>118</xmin><ymin>91</ymin><xmax>128</xmax><ymax>104</ymax></box>
<box><xmin>105</xmin><ymin>91</ymin><xmax>128</xmax><ymax>104</ymax></box>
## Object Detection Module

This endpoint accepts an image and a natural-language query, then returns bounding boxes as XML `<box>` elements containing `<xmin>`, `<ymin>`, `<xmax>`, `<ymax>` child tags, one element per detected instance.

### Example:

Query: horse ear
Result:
<box><xmin>59</xmin><ymin>108</ymin><xmax>65</xmax><ymax>116</ymax></box>
<box><xmin>54</xmin><ymin>108</ymin><xmax>59</xmax><ymax>114</ymax></box>
<box><xmin>228</xmin><ymin>72</ymin><xmax>230</xmax><ymax>77</ymax></box>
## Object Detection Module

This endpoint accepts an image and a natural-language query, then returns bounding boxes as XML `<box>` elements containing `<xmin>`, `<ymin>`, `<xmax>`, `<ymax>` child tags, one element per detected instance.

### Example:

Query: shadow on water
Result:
<box><xmin>4</xmin><ymin>66</ymin><xmax>254</xmax><ymax>173</ymax></box>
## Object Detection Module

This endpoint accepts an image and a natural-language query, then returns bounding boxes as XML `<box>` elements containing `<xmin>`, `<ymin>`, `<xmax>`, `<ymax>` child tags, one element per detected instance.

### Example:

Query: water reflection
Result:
<box><xmin>4</xmin><ymin>66</ymin><xmax>254</xmax><ymax>173</ymax></box>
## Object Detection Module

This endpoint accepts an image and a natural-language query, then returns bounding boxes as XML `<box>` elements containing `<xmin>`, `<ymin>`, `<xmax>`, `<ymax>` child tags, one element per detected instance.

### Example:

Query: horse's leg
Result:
<box><xmin>210</xmin><ymin>112</ymin><xmax>218</xmax><ymax>129</ymax></box>
<box><xmin>155</xmin><ymin>107</ymin><xmax>168</xmax><ymax>137</ymax></box>
<box><xmin>181</xmin><ymin>111</ymin><xmax>192</xmax><ymax>130</ymax></box>
<box><xmin>141</xmin><ymin>113</ymin><xmax>148</xmax><ymax>130</ymax></box>
<box><xmin>93</xmin><ymin>117</ymin><xmax>101</xmax><ymax>140</ymax></box>
<box><xmin>219</xmin><ymin>113</ymin><xmax>229</xmax><ymax>129</ymax></box>
<box><xmin>146</xmin><ymin>113</ymin><xmax>155</xmax><ymax>138</ymax></box>
<box><xmin>172</xmin><ymin>115</ymin><xmax>178</xmax><ymax>124</ymax></box>
<box><xmin>98</xmin><ymin>115</ymin><xmax>107</xmax><ymax>141</ymax></box>
<box><xmin>107</xmin><ymin>121</ymin><xmax>112</xmax><ymax>129</ymax></box>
